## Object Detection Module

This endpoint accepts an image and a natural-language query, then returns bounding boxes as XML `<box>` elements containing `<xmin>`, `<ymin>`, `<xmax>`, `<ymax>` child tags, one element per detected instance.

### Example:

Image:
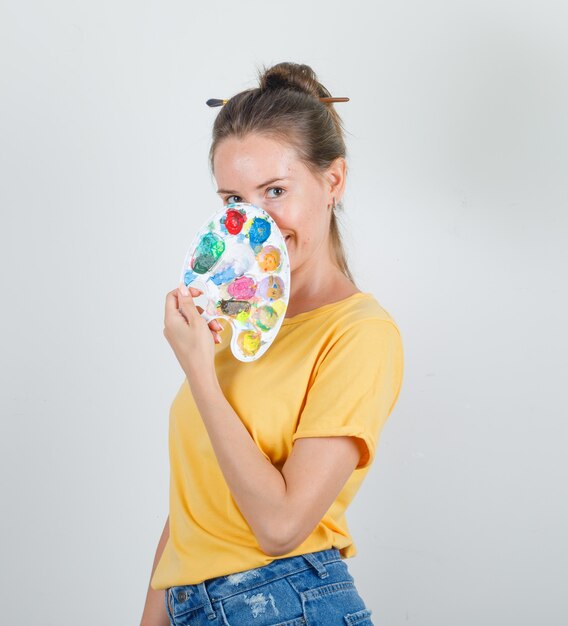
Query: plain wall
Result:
<box><xmin>1</xmin><ymin>1</ymin><xmax>566</xmax><ymax>624</ymax></box>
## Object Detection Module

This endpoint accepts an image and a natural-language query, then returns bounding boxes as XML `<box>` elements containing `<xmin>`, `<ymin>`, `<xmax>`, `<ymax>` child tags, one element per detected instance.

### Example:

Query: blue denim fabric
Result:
<box><xmin>164</xmin><ymin>547</ymin><xmax>373</xmax><ymax>625</ymax></box>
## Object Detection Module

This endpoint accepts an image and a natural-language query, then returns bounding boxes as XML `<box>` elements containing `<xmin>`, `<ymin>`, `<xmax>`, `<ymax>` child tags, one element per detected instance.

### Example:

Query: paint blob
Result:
<box><xmin>192</xmin><ymin>232</ymin><xmax>225</xmax><ymax>274</ymax></box>
<box><xmin>257</xmin><ymin>275</ymin><xmax>285</xmax><ymax>300</ymax></box>
<box><xmin>256</xmin><ymin>245</ymin><xmax>281</xmax><ymax>272</ymax></box>
<box><xmin>248</xmin><ymin>217</ymin><xmax>271</xmax><ymax>249</ymax></box>
<box><xmin>222</xmin><ymin>208</ymin><xmax>247</xmax><ymax>235</ymax></box>
<box><xmin>227</xmin><ymin>276</ymin><xmax>257</xmax><ymax>300</ymax></box>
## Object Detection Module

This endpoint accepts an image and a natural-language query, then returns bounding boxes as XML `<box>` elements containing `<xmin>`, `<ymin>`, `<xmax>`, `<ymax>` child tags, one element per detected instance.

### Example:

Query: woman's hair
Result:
<box><xmin>208</xmin><ymin>61</ymin><xmax>355</xmax><ymax>283</ymax></box>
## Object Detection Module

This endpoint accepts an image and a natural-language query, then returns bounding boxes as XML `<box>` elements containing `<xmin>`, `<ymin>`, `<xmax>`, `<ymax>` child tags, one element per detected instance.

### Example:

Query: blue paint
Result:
<box><xmin>248</xmin><ymin>217</ymin><xmax>271</xmax><ymax>246</ymax></box>
<box><xmin>184</xmin><ymin>269</ymin><xmax>197</xmax><ymax>286</ymax></box>
<box><xmin>210</xmin><ymin>266</ymin><xmax>238</xmax><ymax>285</ymax></box>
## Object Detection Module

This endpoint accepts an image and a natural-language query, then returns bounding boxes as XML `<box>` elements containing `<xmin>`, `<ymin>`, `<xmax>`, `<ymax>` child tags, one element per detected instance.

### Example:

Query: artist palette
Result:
<box><xmin>179</xmin><ymin>202</ymin><xmax>291</xmax><ymax>362</ymax></box>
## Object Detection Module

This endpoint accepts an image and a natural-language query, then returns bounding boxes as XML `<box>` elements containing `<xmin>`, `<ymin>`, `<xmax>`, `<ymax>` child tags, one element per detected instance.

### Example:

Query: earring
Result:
<box><xmin>329</xmin><ymin>197</ymin><xmax>336</xmax><ymax>211</ymax></box>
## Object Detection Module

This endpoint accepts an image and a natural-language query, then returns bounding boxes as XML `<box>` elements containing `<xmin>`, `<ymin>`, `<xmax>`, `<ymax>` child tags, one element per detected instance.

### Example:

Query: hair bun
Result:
<box><xmin>258</xmin><ymin>62</ymin><xmax>331</xmax><ymax>100</ymax></box>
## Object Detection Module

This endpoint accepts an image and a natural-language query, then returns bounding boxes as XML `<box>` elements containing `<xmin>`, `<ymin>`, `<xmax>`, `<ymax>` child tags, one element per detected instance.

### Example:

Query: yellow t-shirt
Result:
<box><xmin>150</xmin><ymin>291</ymin><xmax>404</xmax><ymax>589</ymax></box>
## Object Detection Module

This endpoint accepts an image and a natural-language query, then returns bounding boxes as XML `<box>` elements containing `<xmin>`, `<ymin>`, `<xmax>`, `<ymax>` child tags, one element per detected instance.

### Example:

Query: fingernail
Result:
<box><xmin>214</xmin><ymin>332</ymin><xmax>221</xmax><ymax>343</ymax></box>
<box><xmin>179</xmin><ymin>284</ymin><xmax>190</xmax><ymax>296</ymax></box>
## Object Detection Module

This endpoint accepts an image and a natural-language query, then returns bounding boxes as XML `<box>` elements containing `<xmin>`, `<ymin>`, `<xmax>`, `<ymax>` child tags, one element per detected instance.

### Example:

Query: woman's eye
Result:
<box><xmin>267</xmin><ymin>187</ymin><xmax>284</xmax><ymax>198</ymax></box>
<box><xmin>226</xmin><ymin>195</ymin><xmax>242</xmax><ymax>204</ymax></box>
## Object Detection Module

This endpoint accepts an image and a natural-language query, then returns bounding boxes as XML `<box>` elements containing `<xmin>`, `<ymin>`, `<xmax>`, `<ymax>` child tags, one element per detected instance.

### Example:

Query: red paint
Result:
<box><xmin>224</xmin><ymin>209</ymin><xmax>246</xmax><ymax>235</ymax></box>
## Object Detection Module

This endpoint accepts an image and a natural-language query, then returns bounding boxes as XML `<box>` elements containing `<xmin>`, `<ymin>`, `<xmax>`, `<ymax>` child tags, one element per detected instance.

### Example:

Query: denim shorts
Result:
<box><xmin>164</xmin><ymin>547</ymin><xmax>373</xmax><ymax>625</ymax></box>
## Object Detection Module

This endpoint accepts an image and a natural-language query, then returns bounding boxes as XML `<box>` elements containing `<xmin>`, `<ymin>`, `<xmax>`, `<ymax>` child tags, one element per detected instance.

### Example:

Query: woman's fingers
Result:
<box><xmin>210</xmin><ymin>319</ymin><xmax>223</xmax><ymax>331</ymax></box>
<box><xmin>211</xmin><ymin>322</ymin><xmax>223</xmax><ymax>344</ymax></box>
<box><xmin>179</xmin><ymin>283</ymin><xmax>202</xmax><ymax>297</ymax></box>
<box><xmin>172</xmin><ymin>285</ymin><xmax>223</xmax><ymax>343</ymax></box>
<box><xmin>177</xmin><ymin>288</ymin><xmax>202</xmax><ymax>322</ymax></box>
<box><xmin>164</xmin><ymin>289</ymin><xmax>183</xmax><ymax>324</ymax></box>
<box><xmin>179</xmin><ymin>284</ymin><xmax>223</xmax><ymax>324</ymax></box>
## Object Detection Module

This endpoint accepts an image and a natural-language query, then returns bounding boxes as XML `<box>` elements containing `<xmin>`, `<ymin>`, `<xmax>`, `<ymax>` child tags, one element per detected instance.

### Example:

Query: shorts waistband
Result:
<box><xmin>166</xmin><ymin>548</ymin><xmax>342</xmax><ymax>620</ymax></box>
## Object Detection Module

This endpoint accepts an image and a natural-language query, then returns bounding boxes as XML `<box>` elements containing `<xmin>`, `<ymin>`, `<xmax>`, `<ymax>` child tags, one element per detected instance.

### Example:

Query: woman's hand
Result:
<box><xmin>163</xmin><ymin>284</ymin><xmax>223</xmax><ymax>378</ymax></box>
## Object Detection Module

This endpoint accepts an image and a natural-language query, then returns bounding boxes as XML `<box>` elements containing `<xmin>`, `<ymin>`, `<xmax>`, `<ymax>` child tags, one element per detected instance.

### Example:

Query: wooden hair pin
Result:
<box><xmin>206</xmin><ymin>96</ymin><xmax>349</xmax><ymax>107</ymax></box>
<box><xmin>319</xmin><ymin>97</ymin><xmax>350</xmax><ymax>103</ymax></box>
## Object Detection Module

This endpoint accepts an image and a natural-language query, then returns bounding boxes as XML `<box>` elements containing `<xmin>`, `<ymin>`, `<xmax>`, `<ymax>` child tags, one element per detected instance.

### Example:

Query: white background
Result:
<box><xmin>1</xmin><ymin>1</ymin><xmax>566</xmax><ymax>624</ymax></box>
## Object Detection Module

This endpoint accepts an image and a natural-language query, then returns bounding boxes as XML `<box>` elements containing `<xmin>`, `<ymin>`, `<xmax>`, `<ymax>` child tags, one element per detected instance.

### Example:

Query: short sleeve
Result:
<box><xmin>291</xmin><ymin>319</ymin><xmax>404</xmax><ymax>470</ymax></box>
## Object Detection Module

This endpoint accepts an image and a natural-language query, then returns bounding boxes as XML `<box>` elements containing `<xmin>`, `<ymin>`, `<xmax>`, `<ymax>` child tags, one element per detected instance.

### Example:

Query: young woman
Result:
<box><xmin>140</xmin><ymin>62</ymin><xmax>404</xmax><ymax>626</ymax></box>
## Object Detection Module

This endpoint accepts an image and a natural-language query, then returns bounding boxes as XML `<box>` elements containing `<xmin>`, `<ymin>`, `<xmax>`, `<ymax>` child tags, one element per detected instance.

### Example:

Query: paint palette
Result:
<box><xmin>179</xmin><ymin>202</ymin><xmax>291</xmax><ymax>362</ymax></box>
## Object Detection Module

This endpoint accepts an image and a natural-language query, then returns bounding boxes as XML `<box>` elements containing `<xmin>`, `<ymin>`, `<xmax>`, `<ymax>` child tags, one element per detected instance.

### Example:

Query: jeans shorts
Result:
<box><xmin>164</xmin><ymin>547</ymin><xmax>373</xmax><ymax>625</ymax></box>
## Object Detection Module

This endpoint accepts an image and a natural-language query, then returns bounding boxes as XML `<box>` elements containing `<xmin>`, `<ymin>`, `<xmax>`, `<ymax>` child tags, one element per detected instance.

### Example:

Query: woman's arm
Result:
<box><xmin>165</xmin><ymin>286</ymin><xmax>367</xmax><ymax>557</ymax></box>
<box><xmin>139</xmin><ymin>515</ymin><xmax>170</xmax><ymax>626</ymax></box>
<box><xmin>188</xmin><ymin>370</ymin><xmax>361</xmax><ymax>556</ymax></box>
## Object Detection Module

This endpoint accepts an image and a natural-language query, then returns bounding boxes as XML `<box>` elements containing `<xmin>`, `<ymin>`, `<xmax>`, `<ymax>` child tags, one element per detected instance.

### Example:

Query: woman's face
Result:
<box><xmin>212</xmin><ymin>133</ymin><xmax>341</xmax><ymax>276</ymax></box>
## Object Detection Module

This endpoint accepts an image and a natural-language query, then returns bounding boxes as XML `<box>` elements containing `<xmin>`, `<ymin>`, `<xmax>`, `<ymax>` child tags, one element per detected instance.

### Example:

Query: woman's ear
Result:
<box><xmin>324</xmin><ymin>156</ymin><xmax>347</xmax><ymax>203</ymax></box>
